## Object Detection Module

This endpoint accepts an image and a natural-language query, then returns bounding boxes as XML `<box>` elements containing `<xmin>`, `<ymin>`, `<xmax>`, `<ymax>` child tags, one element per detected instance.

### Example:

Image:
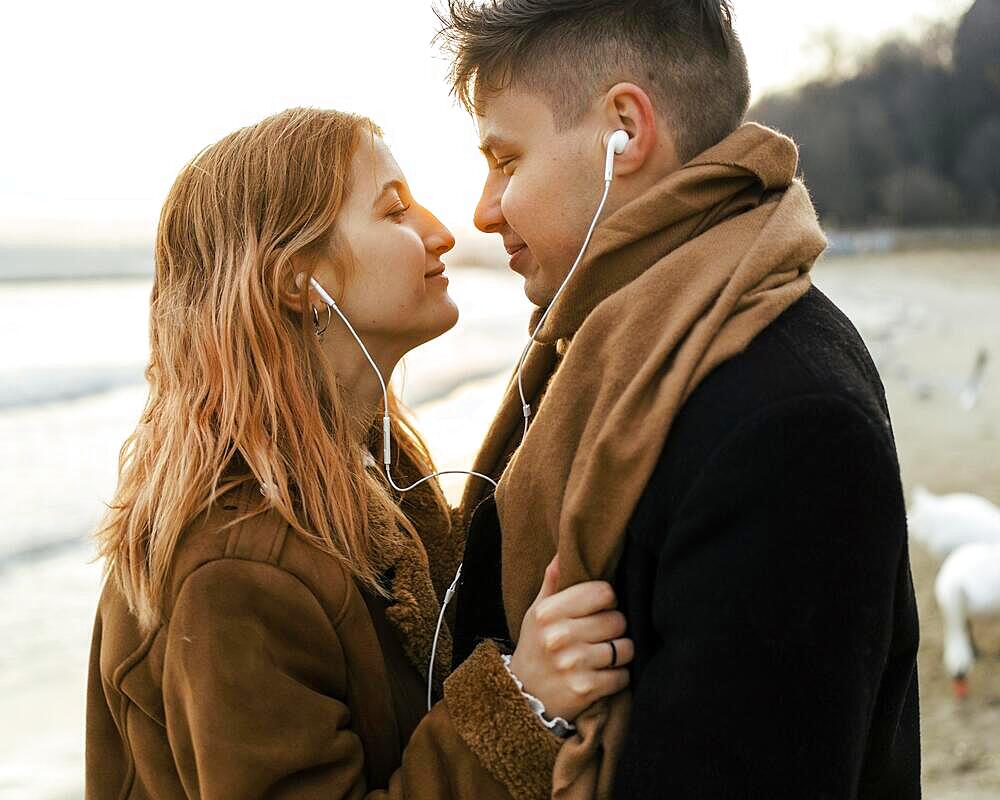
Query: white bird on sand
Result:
<box><xmin>959</xmin><ymin>348</ymin><xmax>989</xmax><ymax>411</ymax></box>
<box><xmin>885</xmin><ymin>347</ymin><xmax>990</xmax><ymax>410</ymax></box>
<box><xmin>908</xmin><ymin>486</ymin><xmax>1000</xmax><ymax>558</ymax></box>
<box><xmin>934</xmin><ymin>541</ymin><xmax>1000</xmax><ymax>699</ymax></box>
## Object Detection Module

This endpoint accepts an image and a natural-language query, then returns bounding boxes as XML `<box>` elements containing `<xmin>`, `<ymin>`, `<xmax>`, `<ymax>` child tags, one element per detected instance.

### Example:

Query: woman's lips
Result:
<box><xmin>425</xmin><ymin>266</ymin><xmax>448</xmax><ymax>285</ymax></box>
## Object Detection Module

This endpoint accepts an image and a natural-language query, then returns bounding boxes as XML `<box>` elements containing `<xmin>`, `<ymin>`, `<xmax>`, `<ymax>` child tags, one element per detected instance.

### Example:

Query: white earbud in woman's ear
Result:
<box><xmin>309</xmin><ymin>276</ymin><xmax>339</xmax><ymax>309</ymax></box>
<box><xmin>604</xmin><ymin>129</ymin><xmax>630</xmax><ymax>182</ymax></box>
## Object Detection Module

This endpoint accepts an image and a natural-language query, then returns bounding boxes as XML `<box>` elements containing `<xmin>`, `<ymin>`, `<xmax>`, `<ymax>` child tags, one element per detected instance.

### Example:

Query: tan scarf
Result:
<box><xmin>458</xmin><ymin>123</ymin><xmax>827</xmax><ymax>798</ymax></box>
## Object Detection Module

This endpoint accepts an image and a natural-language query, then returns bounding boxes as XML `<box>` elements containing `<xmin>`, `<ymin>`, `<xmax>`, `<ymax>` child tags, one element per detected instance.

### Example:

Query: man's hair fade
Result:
<box><xmin>435</xmin><ymin>0</ymin><xmax>751</xmax><ymax>163</ymax></box>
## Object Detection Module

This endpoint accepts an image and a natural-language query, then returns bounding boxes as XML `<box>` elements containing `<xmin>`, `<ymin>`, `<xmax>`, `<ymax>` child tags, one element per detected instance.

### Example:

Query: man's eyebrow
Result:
<box><xmin>372</xmin><ymin>179</ymin><xmax>405</xmax><ymax>208</ymax></box>
<box><xmin>478</xmin><ymin>134</ymin><xmax>511</xmax><ymax>156</ymax></box>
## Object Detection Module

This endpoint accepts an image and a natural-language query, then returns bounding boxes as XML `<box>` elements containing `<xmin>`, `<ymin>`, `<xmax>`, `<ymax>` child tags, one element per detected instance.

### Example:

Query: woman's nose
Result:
<box><xmin>426</xmin><ymin>214</ymin><xmax>456</xmax><ymax>257</ymax></box>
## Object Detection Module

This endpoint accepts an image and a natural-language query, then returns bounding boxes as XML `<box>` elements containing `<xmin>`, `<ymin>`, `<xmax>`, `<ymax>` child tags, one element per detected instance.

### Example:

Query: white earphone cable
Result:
<box><xmin>515</xmin><ymin>176</ymin><xmax>613</xmax><ymax>440</ymax></box>
<box><xmin>309</xmin><ymin>277</ymin><xmax>499</xmax><ymax>496</ymax></box>
<box><xmin>427</xmin><ymin>563</ymin><xmax>463</xmax><ymax>710</ymax></box>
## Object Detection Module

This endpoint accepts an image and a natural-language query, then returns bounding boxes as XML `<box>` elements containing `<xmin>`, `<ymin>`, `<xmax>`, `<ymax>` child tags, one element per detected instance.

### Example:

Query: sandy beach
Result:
<box><xmin>813</xmin><ymin>248</ymin><xmax>1000</xmax><ymax>798</ymax></box>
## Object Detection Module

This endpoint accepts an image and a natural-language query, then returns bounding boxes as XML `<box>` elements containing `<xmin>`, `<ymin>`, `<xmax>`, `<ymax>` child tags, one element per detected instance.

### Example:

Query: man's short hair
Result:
<box><xmin>435</xmin><ymin>0</ymin><xmax>751</xmax><ymax>163</ymax></box>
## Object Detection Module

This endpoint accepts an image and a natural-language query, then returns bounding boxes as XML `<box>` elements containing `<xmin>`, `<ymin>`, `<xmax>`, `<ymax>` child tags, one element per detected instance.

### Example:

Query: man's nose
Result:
<box><xmin>473</xmin><ymin>175</ymin><xmax>505</xmax><ymax>234</ymax></box>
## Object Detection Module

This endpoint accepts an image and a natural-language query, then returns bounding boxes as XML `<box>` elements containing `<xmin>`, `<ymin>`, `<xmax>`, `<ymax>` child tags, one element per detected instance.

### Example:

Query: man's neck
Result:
<box><xmin>605</xmin><ymin>158</ymin><xmax>684</xmax><ymax>219</ymax></box>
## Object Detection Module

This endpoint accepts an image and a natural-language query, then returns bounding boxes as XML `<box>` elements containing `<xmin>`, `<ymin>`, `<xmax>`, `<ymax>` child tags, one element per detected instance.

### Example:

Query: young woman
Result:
<box><xmin>85</xmin><ymin>107</ymin><xmax>633</xmax><ymax>799</ymax></box>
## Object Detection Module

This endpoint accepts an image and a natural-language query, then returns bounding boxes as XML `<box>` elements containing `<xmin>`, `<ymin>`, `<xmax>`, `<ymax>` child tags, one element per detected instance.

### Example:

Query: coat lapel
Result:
<box><xmin>372</xmin><ymin>471</ymin><xmax>461</xmax><ymax>698</ymax></box>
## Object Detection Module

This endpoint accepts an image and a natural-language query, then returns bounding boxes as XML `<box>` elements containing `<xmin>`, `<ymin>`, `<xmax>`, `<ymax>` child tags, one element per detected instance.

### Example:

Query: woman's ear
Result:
<box><xmin>275</xmin><ymin>256</ymin><xmax>308</xmax><ymax>314</ymax></box>
<box><xmin>276</xmin><ymin>254</ymin><xmax>336</xmax><ymax>316</ymax></box>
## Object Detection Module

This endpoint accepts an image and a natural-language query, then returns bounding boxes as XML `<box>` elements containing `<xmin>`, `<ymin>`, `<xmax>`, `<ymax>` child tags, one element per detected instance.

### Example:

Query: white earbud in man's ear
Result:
<box><xmin>604</xmin><ymin>129</ymin><xmax>629</xmax><ymax>182</ymax></box>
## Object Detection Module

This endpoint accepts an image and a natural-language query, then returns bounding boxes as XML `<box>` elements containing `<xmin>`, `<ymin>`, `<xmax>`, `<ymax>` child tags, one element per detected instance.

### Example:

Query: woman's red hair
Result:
<box><xmin>95</xmin><ymin>107</ymin><xmax>446</xmax><ymax>632</ymax></box>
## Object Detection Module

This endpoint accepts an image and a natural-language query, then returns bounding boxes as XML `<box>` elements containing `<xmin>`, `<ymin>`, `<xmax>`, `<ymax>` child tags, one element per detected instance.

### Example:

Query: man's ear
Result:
<box><xmin>601</xmin><ymin>82</ymin><xmax>677</xmax><ymax>177</ymax></box>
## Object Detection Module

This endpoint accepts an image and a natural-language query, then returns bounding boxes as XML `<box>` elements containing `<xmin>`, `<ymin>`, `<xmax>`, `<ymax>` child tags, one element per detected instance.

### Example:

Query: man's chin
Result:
<box><xmin>522</xmin><ymin>276</ymin><xmax>555</xmax><ymax>308</ymax></box>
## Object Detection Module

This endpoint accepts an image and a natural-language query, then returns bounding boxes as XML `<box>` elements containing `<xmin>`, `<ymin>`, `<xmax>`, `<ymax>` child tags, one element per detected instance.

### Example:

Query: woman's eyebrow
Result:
<box><xmin>372</xmin><ymin>179</ymin><xmax>405</xmax><ymax>208</ymax></box>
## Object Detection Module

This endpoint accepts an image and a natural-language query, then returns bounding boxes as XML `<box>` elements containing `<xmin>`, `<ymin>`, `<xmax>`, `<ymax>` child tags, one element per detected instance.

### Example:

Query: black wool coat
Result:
<box><xmin>452</xmin><ymin>285</ymin><xmax>921</xmax><ymax>799</ymax></box>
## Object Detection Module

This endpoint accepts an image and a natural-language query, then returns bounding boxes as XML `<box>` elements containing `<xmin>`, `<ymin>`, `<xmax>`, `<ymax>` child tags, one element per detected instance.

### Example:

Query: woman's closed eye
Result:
<box><xmin>387</xmin><ymin>201</ymin><xmax>410</xmax><ymax>221</ymax></box>
<box><xmin>497</xmin><ymin>158</ymin><xmax>516</xmax><ymax>176</ymax></box>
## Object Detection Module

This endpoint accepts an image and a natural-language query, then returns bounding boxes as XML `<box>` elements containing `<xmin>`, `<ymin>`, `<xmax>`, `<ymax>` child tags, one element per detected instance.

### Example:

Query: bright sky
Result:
<box><xmin>0</xmin><ymin>0</ymin><xmax>970</xmax><ymax>245</ymax></box>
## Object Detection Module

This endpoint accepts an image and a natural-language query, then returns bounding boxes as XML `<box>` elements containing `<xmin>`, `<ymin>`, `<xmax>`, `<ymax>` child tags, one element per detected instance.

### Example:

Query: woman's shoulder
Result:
<box><xmin>165</xmin><ymin>480</ymin><xmax>355</xmax><ymax>625</ymax></box>
<box><xmin>91</xmin><ymin>482</ymin><xmax>360</xmax><ymax>700</ymax></box>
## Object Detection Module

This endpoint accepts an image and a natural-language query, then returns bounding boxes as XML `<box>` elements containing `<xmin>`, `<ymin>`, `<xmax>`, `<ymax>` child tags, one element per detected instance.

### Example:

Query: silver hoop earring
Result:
<box><xmin>312</xmin><ymin>304</ymin><xmax>331</xmax><ymax>338</ymax></box>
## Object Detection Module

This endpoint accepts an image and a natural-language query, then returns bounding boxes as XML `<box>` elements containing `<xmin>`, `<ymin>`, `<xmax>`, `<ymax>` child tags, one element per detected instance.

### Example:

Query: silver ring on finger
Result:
<box><xmin>608</xmin><ymin>639</ymin><xmax>618</xmax><ymax>668</ymax></box>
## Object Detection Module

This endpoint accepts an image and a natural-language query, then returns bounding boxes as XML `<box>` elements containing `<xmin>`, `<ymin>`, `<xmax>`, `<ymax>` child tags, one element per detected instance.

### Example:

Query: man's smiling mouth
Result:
<box><xmin>506</xmin><ymin>243</ymin><xmax>530</xmax><ymax>272</ymax></box>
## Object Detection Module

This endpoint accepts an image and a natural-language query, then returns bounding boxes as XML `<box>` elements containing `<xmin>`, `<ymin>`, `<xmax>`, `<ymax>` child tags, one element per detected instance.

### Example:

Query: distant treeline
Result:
<box><xmin>749</xmin><ymin>0</ymin><xmax>1000</xmax><ymax>228</ymax></box>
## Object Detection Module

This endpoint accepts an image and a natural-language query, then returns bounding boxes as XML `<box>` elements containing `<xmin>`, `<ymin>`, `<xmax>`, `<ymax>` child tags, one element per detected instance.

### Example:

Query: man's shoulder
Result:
<box><xmin>630</xmin><ymin>285</ymin><xmax>894</xmax><ymax>531</ymax></box>
<box><xmin>670</xmin><ymin>284</ymin><xmax>888</xmax><ymax>455</ymax></box>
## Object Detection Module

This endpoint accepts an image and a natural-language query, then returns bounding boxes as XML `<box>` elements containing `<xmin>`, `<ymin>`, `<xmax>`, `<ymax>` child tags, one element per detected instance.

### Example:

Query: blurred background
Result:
<box><xmin>1</xmin><ymin>1</ymin><xmax>997</xmax><ymax>797</ymax></box>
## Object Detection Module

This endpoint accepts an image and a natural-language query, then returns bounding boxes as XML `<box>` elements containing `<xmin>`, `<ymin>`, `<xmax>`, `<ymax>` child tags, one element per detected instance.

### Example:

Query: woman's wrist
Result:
<box><xmin>500</xmin><ymin>653</ymin><xmax>576</xmax><ymax>738</ymax></box>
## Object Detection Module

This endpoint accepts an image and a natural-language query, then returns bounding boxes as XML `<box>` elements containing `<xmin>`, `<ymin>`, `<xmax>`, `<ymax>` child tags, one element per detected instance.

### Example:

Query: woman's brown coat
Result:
<box><xmin>85</xmin><ymin>474</ymin><xmax>561</xmax><ymax>799</ymax></box>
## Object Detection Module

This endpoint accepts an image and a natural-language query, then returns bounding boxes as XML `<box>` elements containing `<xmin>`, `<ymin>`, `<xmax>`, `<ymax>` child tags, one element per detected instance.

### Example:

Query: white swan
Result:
<box><xmin>934</xmin><ymin>542</ymin><xmax>1000</xmax><ymax>698</ymax></box>
<box><xmin>908</xmin><ymin>486</ymin><xmax>1000</xmax><ymax>558</ymax></box>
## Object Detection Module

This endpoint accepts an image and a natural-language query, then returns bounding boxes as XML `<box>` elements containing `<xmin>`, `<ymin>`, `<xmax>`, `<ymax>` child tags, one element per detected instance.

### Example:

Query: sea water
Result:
<box><xmin>0</xmin><ymin>265</ymin><xmax>528</xmax><ymax>799</ymax></box>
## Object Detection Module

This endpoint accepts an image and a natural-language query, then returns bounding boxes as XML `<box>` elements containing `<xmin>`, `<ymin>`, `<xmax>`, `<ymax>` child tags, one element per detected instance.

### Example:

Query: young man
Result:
<box><xmin>437</xmin><ymin>1</ymin><xmax>921</xmax><ymax>798</ymax></box>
